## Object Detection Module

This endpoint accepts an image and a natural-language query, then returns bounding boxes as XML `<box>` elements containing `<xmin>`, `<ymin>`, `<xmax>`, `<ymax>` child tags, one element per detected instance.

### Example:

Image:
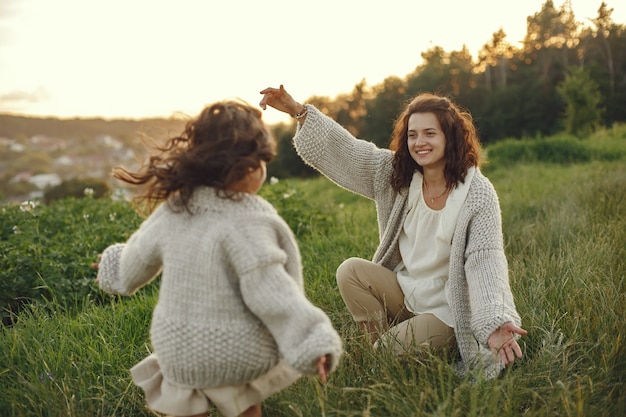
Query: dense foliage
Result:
<box><xmin>483</xmin><ymin>124</ymin><xmax>626</xmax><ymax>169</ymax></box>
<box><xmin>0</xmin><ymin>194</ymin><xmax>142</xmax><ymax>325</ymax></box>
<box><xmin>0</xmin><ymin>179</ymin><xmax>335</xmax><ymax>325</ymax></box>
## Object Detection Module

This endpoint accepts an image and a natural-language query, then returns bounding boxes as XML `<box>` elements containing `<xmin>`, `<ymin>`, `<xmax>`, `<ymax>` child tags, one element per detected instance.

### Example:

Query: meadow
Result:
<box><xmin>0</xmin><ymin>127</ymin><xmax>625</xmax><ymax>416</ymax></box>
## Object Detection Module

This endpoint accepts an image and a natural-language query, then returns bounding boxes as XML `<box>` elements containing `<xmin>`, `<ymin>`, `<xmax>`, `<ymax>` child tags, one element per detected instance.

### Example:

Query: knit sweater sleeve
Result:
<box><xmin>227</xmin><ymin>218</ymin><xmax>343</xmax><ymax>375</ymax></box>
<box><xmin>463</xmin><ymin>181</ymin><xmax>521</xmax><ymax>347</ymax></box>
<box><xmin>96</xmin><ymin>207</ymin><xmax>164</xmax><ymax>296</ymax></box>
<box><xmin>294</xmin><ymin>104</ymin><xmax>392</xmax><ymax>200</ymax></box>
<box><xmin>240</xmin><ymin>264</ymin><xmax>343</xmax><ymax>375</ymax></box>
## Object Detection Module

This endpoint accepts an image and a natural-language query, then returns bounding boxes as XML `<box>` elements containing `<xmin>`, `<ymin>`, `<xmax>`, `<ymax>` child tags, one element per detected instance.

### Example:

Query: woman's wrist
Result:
<box><xmin>292</xmin><ymin>104</ymin><xmax>307</xmax><ymax>119</ymax></box>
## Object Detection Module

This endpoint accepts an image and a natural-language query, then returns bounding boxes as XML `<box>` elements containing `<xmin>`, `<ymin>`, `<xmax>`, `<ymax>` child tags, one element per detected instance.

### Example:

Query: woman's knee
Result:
<box><xmin>375</xmin><ymin>314</ymin><xmax>456</xmax><ymax>355</ymax></box>
<box><xmin>336</xmin><ymin>257</ymin><xmax>366</xmax><ymax>289</ymax></box>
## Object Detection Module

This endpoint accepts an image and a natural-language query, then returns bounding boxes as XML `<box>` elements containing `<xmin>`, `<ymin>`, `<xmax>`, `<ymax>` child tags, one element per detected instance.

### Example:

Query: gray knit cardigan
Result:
<box><xmin>294</xmin><ymin>105</ymin><xmax>522</xmax><ymax>378</ymax></box>
<box><xmin>97</xmin><ymin>187</ymin><xmax>343</xmax><ymax>388</ymax></box>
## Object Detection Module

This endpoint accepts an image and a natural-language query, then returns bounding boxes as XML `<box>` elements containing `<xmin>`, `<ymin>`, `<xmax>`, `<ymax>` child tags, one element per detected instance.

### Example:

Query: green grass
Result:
<box><xmin>1</xmin><ymin>139</ymin><xmax>625</xmax><ymax>416</ymax></box>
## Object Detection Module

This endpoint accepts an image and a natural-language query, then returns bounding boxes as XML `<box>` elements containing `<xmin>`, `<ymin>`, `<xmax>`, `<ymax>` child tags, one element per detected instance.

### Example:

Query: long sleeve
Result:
<box><xmin>226</xmin><ymin>213</ymin><xmax>342</xmax><ymax>376</ymax></box>
<box><xmin>97</xmin><ymin>209</ymin><xmax>164</xmax><ymax>296</ymax></box>
<box><xmin>443</xmin><ymin>172</ymin><xmax>523</xmax><ymax>378</ymax></box>
<box><xmin>294</xmin><ymin>105</ymin><xmax>406</xmax><ymax>269</ymax></box>
<box><xmin>294</xmin><ymin>105</ymin><xmax>393</xmax><ymax>200</ymax></box>
<box><xmin>239</xmin><ymin>263</ymin><xmax>343</xmax><ymax>375</ymax></box>
<box><xmin>464</xmin><ymin>186</ymin><xmax>521</xmax><ymax>347</ymax></box>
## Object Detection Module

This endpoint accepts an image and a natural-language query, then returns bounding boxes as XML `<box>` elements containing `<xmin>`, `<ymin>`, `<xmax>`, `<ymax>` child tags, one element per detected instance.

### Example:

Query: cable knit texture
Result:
<box><xmin>97</xmin><ymin>187</ymin><xmax>343</xmax><ymax>388</ymax></box>
<box><xmin>294</xmin><ymin>105</ymin><xmax>522</xmax><ymax>378</ymax></box>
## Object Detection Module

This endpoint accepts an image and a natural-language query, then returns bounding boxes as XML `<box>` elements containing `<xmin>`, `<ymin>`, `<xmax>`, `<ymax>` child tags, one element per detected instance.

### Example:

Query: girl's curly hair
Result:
<box><xmin>113</xmin><ymin>100</ymin><xmax>276</xmax><ymax>213</ymax></box>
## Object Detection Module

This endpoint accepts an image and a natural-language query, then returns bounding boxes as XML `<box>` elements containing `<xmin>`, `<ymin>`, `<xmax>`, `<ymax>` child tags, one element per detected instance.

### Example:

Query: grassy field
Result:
<box><xmin>1</xmin><ymin>133</ymin><xmax>625</xmax><ymax>416</ymax></box>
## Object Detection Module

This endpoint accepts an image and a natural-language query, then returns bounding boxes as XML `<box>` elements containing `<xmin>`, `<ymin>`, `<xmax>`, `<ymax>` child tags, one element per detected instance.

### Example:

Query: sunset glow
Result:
<box><xmin>0</xmin><ymin>0</ymin><xmax>623</xmax><ymax>125</ymax></box>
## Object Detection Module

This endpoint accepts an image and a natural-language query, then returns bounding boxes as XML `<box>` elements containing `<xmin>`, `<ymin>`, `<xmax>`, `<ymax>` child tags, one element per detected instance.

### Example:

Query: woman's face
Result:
<box><xmin>407</xmin><ymin>112</ymin><xmax>446</xmax><ymax>171</ymax></box>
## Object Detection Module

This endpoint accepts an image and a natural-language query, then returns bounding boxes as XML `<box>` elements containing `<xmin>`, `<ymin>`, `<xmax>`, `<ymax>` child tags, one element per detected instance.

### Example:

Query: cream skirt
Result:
<box><xmin>131</xmin><ymin>354</ymin><xmax>301</xmax><ymax>417</ymax></box>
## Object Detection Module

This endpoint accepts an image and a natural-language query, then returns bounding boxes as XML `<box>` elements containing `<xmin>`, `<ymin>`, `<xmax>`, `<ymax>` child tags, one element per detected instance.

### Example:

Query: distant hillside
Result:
<box><xmin>0</xmin><ymin>114</ymin><xmax>188</xmax><ymax>145</ymax></box>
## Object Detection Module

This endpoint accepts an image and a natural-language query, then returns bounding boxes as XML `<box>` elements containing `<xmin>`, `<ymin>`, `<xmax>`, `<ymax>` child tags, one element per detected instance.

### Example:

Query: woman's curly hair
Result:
<box><xmin>388</xmin><ymin>93</ymin><xmax>483</xmax><ymax>192</ymax></box>
<box><xmin>113</xmin><ymin>100</ymin><xmax>276</xmax><ymax>213</ymax></box>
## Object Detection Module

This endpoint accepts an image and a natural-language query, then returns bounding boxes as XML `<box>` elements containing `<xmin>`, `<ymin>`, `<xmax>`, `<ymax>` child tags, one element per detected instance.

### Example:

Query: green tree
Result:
<box><xmin>266</xmin><ymin>123</ymin><xmax>316</xmax><ymax>179</ymax></box>
<box><xmin>362</xmin><ymin>76</ymin><xmax>406</xmax><ymax>147</ymax></box>
<box><xmin>333</xmin><ymin>79</ymin><xmax>371</xmax><ymax>137</ymax></box>
<box><xmin>589</xmin><ymin>2</ymin><xmax>618</xmax><ymax>96</ymax></box>
<box><xmin>580</xmin><ymin>2</ymin><xmax>626</xmax><ymax>124</ymax></box>
<box><xmin>556</xmin><ymin>66</ymin><xmax>603</xmax><ymax>137</ymax></box>
<box><xmin>407</xmin><ymin>46</ymin><xmax>448</xmax><ymax>95</ymax></box>
<box><xmin>477</xmin><ymin>28</ymin><xmax>515</xmax><ymax>92</ymax></box>
<box><xmin>523</xmin><ymin>0</ymin><xmax>580</xmax><ymax>82</ymax></box>
<box><xmin>447</xmin><ymin>46</ymin><xmax>475</xmax><ymax>97</ymax></box>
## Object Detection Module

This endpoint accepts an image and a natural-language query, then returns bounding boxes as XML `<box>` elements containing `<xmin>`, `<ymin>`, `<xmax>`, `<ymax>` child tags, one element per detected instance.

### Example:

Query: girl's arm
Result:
<box><xmin>96</xmin><ymin>210</ymin><xmax>164</xmax><ymax>295</ymax></box>
<box><xmin>239</xmin><ymin>262</ymin><xmax>343</xmax><ymax>375</ymax></box>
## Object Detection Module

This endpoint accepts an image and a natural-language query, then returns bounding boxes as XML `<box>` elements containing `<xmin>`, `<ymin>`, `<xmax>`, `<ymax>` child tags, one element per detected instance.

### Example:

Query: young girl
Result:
<box><xmin>95</xmin><ymin>100</ymin><xmax>343</xmax><ymax>417</ymax></box>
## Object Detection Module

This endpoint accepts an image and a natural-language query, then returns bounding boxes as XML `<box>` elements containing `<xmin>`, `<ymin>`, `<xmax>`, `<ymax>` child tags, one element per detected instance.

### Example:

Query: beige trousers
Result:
<box><xmin>336</xmin><ymin>257</ymin><xmax>456</xmax><ymax>354</ymax></box>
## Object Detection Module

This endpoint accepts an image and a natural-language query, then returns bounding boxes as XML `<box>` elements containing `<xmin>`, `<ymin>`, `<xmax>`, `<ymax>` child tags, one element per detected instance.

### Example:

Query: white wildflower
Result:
<box><xmin>84</xmin><ymin>188</ymin><xmax>94</xmax><ymax>197</ymax></box>
<box><xmin>269</xmin><ymin>176</ymin><xmax>279</xmax><ymax>185</ymax></box>
<box><xmin>19</xmin><ymin>201</ymin><xmax>37</xmax><ymax>212</ymax></box>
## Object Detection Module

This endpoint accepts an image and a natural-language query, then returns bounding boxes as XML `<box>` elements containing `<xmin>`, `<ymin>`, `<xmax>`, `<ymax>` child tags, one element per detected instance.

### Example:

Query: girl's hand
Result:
<box><xmin>316</xmin><ymin>354</ymin><xmax>331</xmax><ymax>383</ymax></box>
<box><xmin>259</xmin><ymin>85</ymin><xmax>302</xmax><ymax>116</ymax></box>
<box><xmin>92</xmin><ymin>254</ymin><xmax>101</xmax><ymax>284</ymax></box>
<box><xmin>91</xmin><ymin>254</ymin><xmax>102</xmax><ymax>270</ymax></box>
<box><xmin>488</xmin><ymin>322</ymin><xmax>528</xmax><ymax>365</ymax></box>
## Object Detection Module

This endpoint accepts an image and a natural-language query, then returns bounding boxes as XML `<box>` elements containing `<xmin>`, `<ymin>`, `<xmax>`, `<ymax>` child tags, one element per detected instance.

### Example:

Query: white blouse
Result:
<box><xmin>395</xmin><ymin>168</ymin><xmax>475</xmax><ymax>328</ymax></box>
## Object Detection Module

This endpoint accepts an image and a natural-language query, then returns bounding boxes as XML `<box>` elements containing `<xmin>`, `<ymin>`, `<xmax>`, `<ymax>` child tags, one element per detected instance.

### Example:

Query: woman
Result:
<box><xmin>259</xmin><ymin>85</ymin><xmax>526</xmax><ymax>379</ymax></box>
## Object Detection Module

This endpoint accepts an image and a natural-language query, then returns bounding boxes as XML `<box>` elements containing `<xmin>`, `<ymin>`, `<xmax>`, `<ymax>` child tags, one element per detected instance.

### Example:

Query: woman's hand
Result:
<box><xmin>487</xmin><ymin>322</ymin><xmax>528</xmax><ymax>365</ymax></box>
<box><xmin>316</xmin><ymin>354</ymin><xmax>332</xmax><ymax>383</ymax></box>
<box><xmin>259</xmin><ymin>85</ymin><xmax>303</xmax><ymax>116</ymax></box>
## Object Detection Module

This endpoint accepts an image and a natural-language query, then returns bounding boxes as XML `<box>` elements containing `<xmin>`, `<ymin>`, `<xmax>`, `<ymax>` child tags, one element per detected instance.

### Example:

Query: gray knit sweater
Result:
<box><xmin>294</xmin><ymin>105</ymin><xmax>522</xmax><ymax>378</ymax></box>
<box><xmin>97</xmin><ymin>187</ymin><xmax>343</xmax><ymax>388</ymax></box>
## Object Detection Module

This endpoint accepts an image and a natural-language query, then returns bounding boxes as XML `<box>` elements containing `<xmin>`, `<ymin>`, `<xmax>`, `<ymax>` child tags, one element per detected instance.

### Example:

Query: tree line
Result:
<box><xmin>267</xmin><ymin>1</ymin><xmax>625</xmax><ymax>178</ymax></box>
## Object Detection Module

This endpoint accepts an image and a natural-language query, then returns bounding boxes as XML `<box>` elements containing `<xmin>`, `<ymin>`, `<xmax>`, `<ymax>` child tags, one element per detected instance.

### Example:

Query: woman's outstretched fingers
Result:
<box><xmin>258</xmin><ymin>85</ymin><xmax>282</xmax><ymax>109</ymax></box>
<box><xmin>488</xmin><ymin>322</ymin><xmax>528</xmax><ymax>365</ymax></box>
<box><xmin>259</xmin><ymin>85</ymin><xmax>298</xmax><ymax>114</ymax></box>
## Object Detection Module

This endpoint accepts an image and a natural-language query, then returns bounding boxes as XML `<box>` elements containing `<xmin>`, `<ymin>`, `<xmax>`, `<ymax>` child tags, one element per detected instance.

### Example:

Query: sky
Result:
<box><xmin>0</xmin><ymin>0</ymin><xmax>624</xmax><ymax>125</ymax></box>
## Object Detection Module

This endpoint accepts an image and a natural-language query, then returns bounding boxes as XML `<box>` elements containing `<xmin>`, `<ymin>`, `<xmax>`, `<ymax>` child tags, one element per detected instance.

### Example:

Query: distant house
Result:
<box><xmin>30</xmin><ymin>135</ymin><xmax>67</xmax><ymax>152</ymax></box>
<box><xmin>97</xmin><ymin>134</ymin><xmax>123</xmax><ymax>150</ymax></box>
<box><xmin>1</xmin><ymin>138</ymin><xmax>26</xmax><ymax>153</ymax></box>
<box><xmin>27</xmin><ymin>173</ymin><xmax>62</xmax><ymax>189</ymax></box>
<box><xmin>9</xmin><ymin>172</ymin><xmax>32</xmax><ymax>183</ymax></box>
<box><xmin>54</xmin><ymin>155</ymin><xmax>74</xmax><ymax>166</ymax></box>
